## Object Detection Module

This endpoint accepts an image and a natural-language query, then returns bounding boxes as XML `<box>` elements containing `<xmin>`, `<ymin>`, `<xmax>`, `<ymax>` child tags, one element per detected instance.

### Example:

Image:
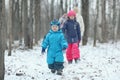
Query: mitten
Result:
<box><xmin>41</xmin><ymin>48</ymin><xmax>45</xmax><ymax>54</ymax></box>
<box><xmin>63</xmin><ymin>47</ymin><xmax>66</xmax><ymax>50</ymax></box>
<box><xmin>62</xmin><ymin>47</ymin><xmax>67</xmax><ymax>53</ymax></box>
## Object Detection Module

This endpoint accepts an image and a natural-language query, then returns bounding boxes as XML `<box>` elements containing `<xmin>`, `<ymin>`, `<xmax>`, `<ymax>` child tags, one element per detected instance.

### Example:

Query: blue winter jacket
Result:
<box><xmin>62</xmin><ymin>19</ymin><xmax>81</xmax><ymax>43</ymax></box>
<box><xmin>42</xmin><ymin>30</ymin><xmax>68</xmax><ymax>64</ymax></box>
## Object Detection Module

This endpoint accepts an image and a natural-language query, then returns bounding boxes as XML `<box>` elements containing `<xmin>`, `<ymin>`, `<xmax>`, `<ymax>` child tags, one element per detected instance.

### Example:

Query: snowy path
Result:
<box><xmin>5</xmin><ymin>42</ymin><xmax>120</xmax><ymax>80</ymax></box>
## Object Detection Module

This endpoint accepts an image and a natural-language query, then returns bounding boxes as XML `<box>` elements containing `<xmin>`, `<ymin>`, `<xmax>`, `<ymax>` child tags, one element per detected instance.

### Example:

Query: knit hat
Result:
<box><xmin>67</xmin><ymin>10</ymin><xmax>76</xmax><ymax>17</ymax></box>
<box><xmin>50</xmin><ymin>19</ymin><xmax>60</xmax><ymax>27</ymax></box>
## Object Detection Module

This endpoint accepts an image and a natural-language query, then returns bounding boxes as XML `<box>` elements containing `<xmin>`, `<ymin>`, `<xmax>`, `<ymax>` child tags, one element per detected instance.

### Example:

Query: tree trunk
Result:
<box><xmin>50</xmin><ymin>0</ymin><xmax>54</xmax><ymax>20</ymax></box>
<box><xmin>56</xmin><ymin>1</ymin><xmax>60</xmax><ymax>19</ymax></box>
<box><xmin>69</xmin><ymin>0</ymin><xmax>71</xmax><ymax>10</ymax></box>
<box><xmin>8</xmin><ymin>0</ymin><xmax>13</xmax><ymax>56</ymax></box>
<box><xmin>19</xmin><ymin>0</ymin><xmax>23</xmax><ymax>45</ymax></box>
<box><xmin>101</xmin><ymin>0</ymin><xmax>108</xmax><ymax>43</ymax></box>
<box><xmin>107</xmin><ymin>0</ymin><xmax>113</xmax><ymax>41</ymax></box>
<box><xmin>60</xmin><ymin>0</ymin><xmax>64</xmax><ymax>16</ymax></box>
<box><xmin>74</xmin><ymin>0</ymin><xmax>78</xmax><ymax>7</ymax></box>
<box><xmin>35</xmin><ymin>0</ymin><xmax>41</xmax><ymax>44</ymax></box>
<box><xmin>14</xmin><ymin>0</ymin><xmax>20</xmax><ymax>40</ymax></box>
<box><xmin>117</xmin><ymin>8</ymin><xmax>120</xmax><ymax>39</ymax></box>
<box><xmin>12</xmin><ymin>0</ymin><xmax>18</xmax><ymax>40</ymax></box>
<box><xmin>93</xmin><ymin>0</ymin><xmax>99</xmax><ymax>47</ymax></box>
<box><xmin>23</xmin><ymin>0</ymin><xmax>28</xmax><ymax>48</ymax></box>
<box><xmin>82</xmin><ymin>0</ymin><xmax>89</xmax><ymax>45</ymax></box>
<box><xmin>27</xmin><ymin>0</ymin><xmax>33</xmax><ymax>49</ymax></box>
<box><xmin>43</xmin><ymin>0</ymin><xmax>50</xmax><ymax>35</ymax></box>
<box><xmin>0</xmin><ymin>0</ymin><xmax>5</xmax><ymax>79</ymax></box>
<box><xmin>2</xmin><ymin>0</ymin><xmax>7</xmax><ymax>50</ymax></box>
<box><xmin>112</xmin><ymin>0</ymin><xmax>118</xmax><ymax>42</ymax></box>
<box><xmin>65</xmin><ymin>0</ymin><xmax>68</xmax><ymax>13</ymax></box>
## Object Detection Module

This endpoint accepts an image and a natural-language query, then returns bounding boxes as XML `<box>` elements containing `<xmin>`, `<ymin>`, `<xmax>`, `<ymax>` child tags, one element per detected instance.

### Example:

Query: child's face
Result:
<box><xmin>69</xmin><ymin>16</ymin><xmax>75</xmax><ymax>20</ymax></box>
<box><xmin>51</xmin><ymin>25</ymin><xmax>59</xmax><ymax>32</ymax></box>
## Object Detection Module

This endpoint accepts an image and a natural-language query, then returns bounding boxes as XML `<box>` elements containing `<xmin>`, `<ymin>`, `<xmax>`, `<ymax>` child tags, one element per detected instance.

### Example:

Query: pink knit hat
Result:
<box><xmin>67</xmin><ymin>10</ymin><xmax>76</xmax><ymax>17</ymax></box>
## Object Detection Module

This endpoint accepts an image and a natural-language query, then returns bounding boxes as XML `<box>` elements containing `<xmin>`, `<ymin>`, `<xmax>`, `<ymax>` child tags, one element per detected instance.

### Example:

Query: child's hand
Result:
<box><xmin>63</xmin><ymin>47</ymin><xmax>66</xmax><ymax>50</ymax></box>
<box><xmin>41</xmin><ymin>48</ymin><xmax>45</xmax><ymax>55</ymax></box>
<box><xmin>62</xmin><ymin>47</ymin><xmax>66</xmax><ymax>53</ymax></box>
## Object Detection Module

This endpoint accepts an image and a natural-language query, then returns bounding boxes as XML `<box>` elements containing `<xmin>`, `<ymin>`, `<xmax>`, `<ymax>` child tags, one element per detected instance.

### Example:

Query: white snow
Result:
<box><xmin>5</xmin><ymin>41</ymin><xmax>120</xmax><ymax>80</ymax></box>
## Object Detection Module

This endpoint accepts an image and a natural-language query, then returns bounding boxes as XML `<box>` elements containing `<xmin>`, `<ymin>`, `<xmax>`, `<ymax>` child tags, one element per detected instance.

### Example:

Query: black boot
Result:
<box><xmin>57</xmin><ymin>69</ymin><xmax>62</xmax><ymax>75</ymax></box>
<box><xmin>75</xmin><ymin>58</ymin><xmax>80</xmax><ymax>63</ymax></box>
<box><xmin>51</xmin><ymin>69</ymin><xmax>56</xmax><ymax>73</ymax></box>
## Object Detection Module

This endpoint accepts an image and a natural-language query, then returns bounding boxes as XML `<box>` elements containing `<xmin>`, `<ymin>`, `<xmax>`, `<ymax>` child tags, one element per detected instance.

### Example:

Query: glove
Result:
<box><xmin>41</xmin><ymin>48</ymin><xmax>45</xmax><ymax>54</ymax></box>
<box><xmin>62</xmin><ymin>47</ymin><xmax>66</xmax><ymax>53</ymax></box>
<box><xmin>63</xmin><ymin>47</ymin><xmax>66</xmax><ymax>50</ymax></box>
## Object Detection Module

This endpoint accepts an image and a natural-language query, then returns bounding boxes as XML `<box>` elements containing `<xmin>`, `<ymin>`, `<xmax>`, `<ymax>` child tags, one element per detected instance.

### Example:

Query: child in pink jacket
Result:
<box><xmin>62</xmin><ymin>10</ymin><xmax>81</xmax><ymax>64</ymax></box>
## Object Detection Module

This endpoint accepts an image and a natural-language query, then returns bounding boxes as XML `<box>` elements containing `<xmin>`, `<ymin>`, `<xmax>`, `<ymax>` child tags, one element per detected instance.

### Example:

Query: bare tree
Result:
<box><xmin>35</xmin><ymin>0</ymin><xmax>41</xmax><ymax>44</ymax></box>
<box><xmin>112</xmin><ymin>0</ymin><xmax>117</xmax><ymax>42</ymax></box>
<box><xmin>22</xmin><ymin>0</ymin><xmax>28</xmax><ymax>48</ymax></box>
<box><xmin>12</xmin><ymin>0</ymin><xmax>18</xmax><ymax>40</ymax></box>
<box><xmin>19</xmin><ymin>0</ymin><xmax>23</xmax><ymax>45</ymax></box>
<box><xmin>0</xmin><ymin>0</ymin><xmax>5</xmax><ymax>79</ymax></box>
<box><xmin>60</xmin><ymin>0</ymin><xmax>64</xmax><ymax>16</ymax></box>
<box><xmin>82</xmin><ymin>0</ymin><xmax>89</xmax><ymax>45</ymax></box>
<box><xmin>42</xmin><ymin>0</ymin><xmax>51</xmax><ymax>34</ymax></box>
<box><xmin>65</xmin><ymin>0</ymin><xmax>68</xmax><ymax>13</ymax></box>
<box><xmin>55</xmin><ymin>0</ymin><xmax>64</xmax><ymax>18</ymax></box>
<box><xmin>50</xmin><ymin>0</ymin><xmax>54</xmax><ymax>20</ymax></box>
<box><xmin>101</xmin><ymin>0</ymin><xmax>108</xmax><ymax>43</ymax></box>
<box><xmin>27</xmin><ymin>0</ymin><xmax>34</xmax><ymax>49</ymax></box>
<box><xmin>106</xmin><ymin>0</ymin><xmax>113</xmax><ymax>41</ymax></box>
<box><xmin>23</xmin><ymin>0</ymin><xmax>34</xmax><ymax>49</ymax></box>
<box><xmin>8</xmin><ymin>0</ymin><xmax>13</xmax><ymax>56</ymax></box>
<box><xmin>93</xmin><ymin>0</ymin><xmax>99</xmax><ymax>47</ymax></box>
<box><xmin>55</xmin><ymin>1</ymin><xmax>60</xmax><ymax>19</ymax></box>
<box><xmin>2</xmin><ymin>0</ymin><xmax>7</xmax><ymax>49</ymax></box>
<box><xmin>117</xmin><ymin>7</ymin><xmax>120</xmax><ymax>39</ymax></box>
<box><xmin>12</xmin><ymin>0</ymin><xmax>20</xmax><ymax>40</ymax></box>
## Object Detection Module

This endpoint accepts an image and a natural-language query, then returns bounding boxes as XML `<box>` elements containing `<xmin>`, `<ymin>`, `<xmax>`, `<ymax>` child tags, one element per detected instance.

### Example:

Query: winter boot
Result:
<box><xmin>75</xmin><ymin>58</ymin><xmax>80</xmax><ymax>63</ymax></box>
<box><xmin>51</xmin><ymin>69</ymin><xmax>56</xmax><ymax>73</ymax></box>
<box><xmin>57</xmin><ymin>69</ymin><xmax>62</xmax><ymax>75</ymax></box>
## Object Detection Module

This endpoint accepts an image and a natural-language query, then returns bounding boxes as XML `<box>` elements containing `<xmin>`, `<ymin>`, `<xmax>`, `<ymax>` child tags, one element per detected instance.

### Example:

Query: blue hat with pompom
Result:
<box><xmin>50</xmin><ymin>19</ymin><xmax>60</xmax><ymax>27</ymax></box>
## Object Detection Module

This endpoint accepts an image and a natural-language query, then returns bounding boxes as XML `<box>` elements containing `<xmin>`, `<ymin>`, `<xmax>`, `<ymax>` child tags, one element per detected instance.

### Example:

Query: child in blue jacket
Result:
<box><xmin>41</xmin><ymin>19</ymin><xmax>68</xmax><ymax>75</ymax></box>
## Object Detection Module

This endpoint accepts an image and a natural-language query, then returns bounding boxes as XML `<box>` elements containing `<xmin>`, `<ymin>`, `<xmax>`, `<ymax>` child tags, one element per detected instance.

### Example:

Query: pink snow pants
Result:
<box><xmin>66</xmin><ymin>43</ymin><xmax>80</xmax><ymax>61</ymax></box>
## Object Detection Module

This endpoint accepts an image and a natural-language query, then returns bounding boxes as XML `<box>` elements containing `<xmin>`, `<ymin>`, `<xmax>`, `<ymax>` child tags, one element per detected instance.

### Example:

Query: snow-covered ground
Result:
<box><xmin>5</xmin><ymin>41</ymin><xmax>120</xmax><ymax>80</ymax></box>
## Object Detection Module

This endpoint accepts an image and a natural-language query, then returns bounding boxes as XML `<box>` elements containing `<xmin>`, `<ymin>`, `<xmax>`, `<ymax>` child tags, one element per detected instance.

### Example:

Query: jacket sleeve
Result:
<box><xmin>62</xmin><ymin>22</ymin><xmax>67</xmax><ymax>34</ymax></box>
<box><xmin>60</xmin><ymin>33</ymin><xmax>68</xmax><ymax>49</ymax></box>
<box><xmin>41</xmin><ymin>34</ymin><xmax>49</xmax><ymax>49</ymax></box>
<box><xmin>77</xmin><ymin>23</ymin><xmax>81</xmax><ymax>41</ymax></box>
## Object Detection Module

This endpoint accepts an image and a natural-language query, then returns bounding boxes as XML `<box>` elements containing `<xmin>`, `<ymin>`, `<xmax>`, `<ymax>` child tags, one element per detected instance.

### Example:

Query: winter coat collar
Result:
<box><xmin>49</xmin><ymin>29</ymin><xmax>62</xmax><ymax>33</ymax></box>
<box><xmin>67</xmin><ymin>19</ymin><xmax>76</xmax><ymax>22</ymax></box>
